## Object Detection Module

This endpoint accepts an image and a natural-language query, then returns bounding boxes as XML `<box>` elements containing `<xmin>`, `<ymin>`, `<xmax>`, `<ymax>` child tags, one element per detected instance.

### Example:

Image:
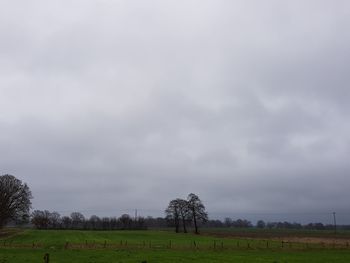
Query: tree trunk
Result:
<box><xmin>175</xmin><ymin>217</ymin><xmax>179</xmax><ymax>233</ymax></box>
<box><xmin>193</xmin><ymin>209</ymin><xmax>198</xmax><ymax>234</ymax></box>
<box><xmin>182</xmin><ymin>217</ymin><xmax>187</xmax><ymax>233</ymax></box>
<box><xmin>180</xmin><ymin>211</ymin><xmax>187</xmax><ymax>233</ymax></box>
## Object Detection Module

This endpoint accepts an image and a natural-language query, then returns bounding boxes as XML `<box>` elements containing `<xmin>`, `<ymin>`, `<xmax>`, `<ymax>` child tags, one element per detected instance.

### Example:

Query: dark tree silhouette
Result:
<box><xmin>165</xmin><ymin>199</ymin><xmax>180</xmax><ymax>233</ymax></box>
<box><xmin>0</xmin><ymin>174</ymin><xmax>32</xmax><ymax>228</ymax></box>
<box><xmin>61</xmin><ymin>216</ymin><xmax>72</xmax><ymax>229</ymax></box>
<box><xmin>31</xmin><ymin>210</ymin><xmax>51</xmax><ymax>229</ymax></box>
<box><xmin>89</xmin><ymin>215</ymin><xmax>101</xmax><ymax>230</ymax></box>
<box><xmin>70</xmin><ymin>212</ymin><xmax>85</xmax><ymax>228</ymax></box>
<box><xmin>176</xmin><ymin>198</ymin><xmax>190</xmax><ymax>233</ymax></box>
<box><xmin>31</xmin><ymin>210</ymin><xmax>49</xmax><ymax>229</ymax></box>
<box><xmin>256</xmin><ymin>220</ymin><xmax>266</xmax><ymax>229</ymax></box>
<box><xmin>49</xmin><ymin>211</ymin><xmax>61</xmax><ymax>228</ymax></box>
<box><xmin>187</xmin><ymin>193</ymin><xmax>208</xmax><ymax>234</ymax></box>
<box><xmin>119</xmin><ymin>214</ymin><xmax>132</xmax><ymax>229</ymax></box>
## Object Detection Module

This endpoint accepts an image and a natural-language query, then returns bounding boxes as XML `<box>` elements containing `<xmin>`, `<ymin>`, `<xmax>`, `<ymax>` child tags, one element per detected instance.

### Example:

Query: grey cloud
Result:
<box><xmin>1</xmin><ymin>0</ymin><xmax>350</xmax><ymax>224</ymax></box>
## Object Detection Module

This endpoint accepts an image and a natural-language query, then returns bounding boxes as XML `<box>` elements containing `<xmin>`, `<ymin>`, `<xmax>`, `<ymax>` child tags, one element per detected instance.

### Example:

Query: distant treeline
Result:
<box><xmin>29</xmin><ymin>210</ymin><xmax>343</xmax><ymax>231</ymax></box>
<box><xmin>30</xmin><ymin>210</ymin><xmax>151</xmax><ymax>230</ymax></box>
<box><xmin>221</xmin><ymin>218</ymin><xmax>340</xmax><ymax>230</ymax></box>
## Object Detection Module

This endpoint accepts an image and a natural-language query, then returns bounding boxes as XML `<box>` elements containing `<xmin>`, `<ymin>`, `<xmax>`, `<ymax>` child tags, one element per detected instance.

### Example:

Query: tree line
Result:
<box><xmin>223</xmin><ymin>218</ymin><xmax>338</xmax><ymax>230</ymax></box>
<box><xmin>31</xmin><ymin>210</ymin><xmax>156</xmax><ymax>230</ymax></box>
<box><xmin>0</xmin><ymin>174</ymin><xmax>346</xmax><ymax>231</ymax></box>
<box><xmin>165</xmin><ymin>193</ymin><xmax>208</xmax><ymax>234</ymax></box>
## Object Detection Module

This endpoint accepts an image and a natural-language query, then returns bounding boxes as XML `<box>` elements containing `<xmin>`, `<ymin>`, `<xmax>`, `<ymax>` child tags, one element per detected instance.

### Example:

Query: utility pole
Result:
<box><xmin>333</xmin><ymin>212</ymin><xmax>337</xmax><ymax>234</ymax></box>
<box><xmin>135</xmin><ymin>209</ymin><xmax>138</xmax><ymax>221</ymax></box>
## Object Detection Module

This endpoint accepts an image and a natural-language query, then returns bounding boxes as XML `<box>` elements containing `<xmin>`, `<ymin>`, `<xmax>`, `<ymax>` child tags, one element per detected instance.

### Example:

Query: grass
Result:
<box><xmin>0</xmin><ymin>228</ymin><xmax>350</xmax><ymax>262</ymax></box>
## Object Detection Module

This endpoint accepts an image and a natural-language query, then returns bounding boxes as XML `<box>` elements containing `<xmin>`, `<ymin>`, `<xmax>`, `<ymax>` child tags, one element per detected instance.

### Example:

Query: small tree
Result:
<box><xmin>119</xmin><ymin>214</ymin><xmax>132</xmax><ymax>229</ymax></box>
<box><xmin>89</xmin><ymin>215</ymin><xmax>101</xmax><ymax>230</ymax></box>
<box><xmin>0</xmin><ymin>174</ymin><xmax>32</xmax><ymax>228</ymax></box>
<box><xmin>101</xmin><ymin>217</ymin><xmax>110</xmax><ymax>230</ymax></box>
<box><xmin>31</xmin><ymin>210</ymin><xmax>50</xmax><ymax>229</ymax></box>
<box><xmin>224</xmin><ymin>217</ymin><xmax>233</xmax><ymax>227</ymax></box>
<box><xmin>70</xmin><ymin>212</ymin><xmax>85</xmax><ymax>229</ymax></box>
<box><xmin>49</xmin><ymin>212</ymin><xmax>61</xmax><ymax>229</ymax></box>
<box><xmin>256</xmin><ymin>220</ymin><xmax>266</xmax><ymax>229</ymax></box>
<box><xmin>187</xmin><ymin>193</ymin><xmax>208</xmax><ymax>234</ymax></box>
<box><xmin>61</xmin><ymin>216</ymin><xmax>72</xmax><ymax>229</ymax></box>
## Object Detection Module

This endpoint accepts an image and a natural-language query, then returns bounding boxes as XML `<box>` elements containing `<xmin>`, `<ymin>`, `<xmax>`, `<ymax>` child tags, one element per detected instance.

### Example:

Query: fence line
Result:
<box><xmin>1</xmin><ymin>239</ymin><xmax>349</xmax><ymax>251</ymax></box>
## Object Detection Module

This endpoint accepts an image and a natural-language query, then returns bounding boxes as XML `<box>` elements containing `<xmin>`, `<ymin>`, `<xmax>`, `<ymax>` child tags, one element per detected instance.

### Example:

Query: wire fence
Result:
<box><xmin>1</xmin><ymin>239</ymin><xmax>350</xmax><ymax>251</ymax></box>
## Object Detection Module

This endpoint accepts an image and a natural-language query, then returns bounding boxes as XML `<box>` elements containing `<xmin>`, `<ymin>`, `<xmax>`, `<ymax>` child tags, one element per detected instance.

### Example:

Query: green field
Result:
<box><xmin>1</xmin><ymin>228</ymin><xmax>350</xmax><ymax>262</ymax></box>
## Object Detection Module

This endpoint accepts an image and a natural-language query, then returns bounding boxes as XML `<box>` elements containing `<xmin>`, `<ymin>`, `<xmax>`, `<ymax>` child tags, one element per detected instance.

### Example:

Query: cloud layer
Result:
<box><xmin>1</xmin><ymin>0</ymin><xmax>350</xmax><ymax>223</ymax></box>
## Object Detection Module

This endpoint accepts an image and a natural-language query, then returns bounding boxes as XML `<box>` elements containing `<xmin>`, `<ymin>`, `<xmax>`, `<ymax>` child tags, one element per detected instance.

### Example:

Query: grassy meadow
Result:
<box><xmin>1</xmin><ymin>228</ymin><xmax>350</xmax><ymax>262</ymax></box>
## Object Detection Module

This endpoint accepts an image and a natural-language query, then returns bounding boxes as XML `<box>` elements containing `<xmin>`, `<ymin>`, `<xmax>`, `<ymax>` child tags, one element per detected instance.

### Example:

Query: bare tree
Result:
<box><xmin>0</xmin><ymin>174</ymin><xmax>32</xmax><ymax>228</ymax></box>
<box><xmin>61</xmin><ymin>216</ymin><xmax>72</xmax><ymax>229</ymax></box>
<box><xmin>224</xmin><ymin>217</ymin><xmax>233</xmax><ymax>227</ymax></box>
<box><xmin>119</xmin><ymin>214</ymin><xmax>132</xmax><ymax>229</ymax></box>
<box><xmin>165</xmin><ymin>199</ymin><xmax>180</xmax><ymax>233</ymax></box>
<box><xmin>110</xmin><ymin>217</ymin><xmax>118</xmax><ymax>229</ymax></box>
<box><xmin>102</xmin><ymin>217</ymin><xmax>111</xmax><ymax>230</ymax></box>
<box><xmin>31</xmin><ymin>210</ymin><xmax>50</xmax><ymax>229</ymax></box>
<box><xmin>49</xmin><ymin>211</ymin><xmax>61</xmax><ymax>229</ymax></box>
<box><xmin>89</xmin><ymin>215</ymin><xmax>101</xmax><ymax>230</ymax></box>
<box><xmin>256</xmin><ymin>220</ymin><xmax>266</xmax><ymax>229</ymax></box>
<box><xmin>70</xmin><ymin>212</ymin><xmax>85</xmax><ymax>229</ymax></box>
<box><xmin>187</xmin><ymin>193</ymin><xmax>208</xmax><ymax>234</ymax></box>
<box><xmin>176</xmin><ymin>198</ymin><xmax>190</xmax><ymax>233</ymax></box>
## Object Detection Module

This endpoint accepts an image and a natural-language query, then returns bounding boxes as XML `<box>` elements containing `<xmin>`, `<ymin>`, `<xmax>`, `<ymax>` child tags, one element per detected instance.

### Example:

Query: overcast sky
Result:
<box><xmin>1</xmin><ymin>0</ymin><xmax>350</xmax><ymax>224</ymax></box>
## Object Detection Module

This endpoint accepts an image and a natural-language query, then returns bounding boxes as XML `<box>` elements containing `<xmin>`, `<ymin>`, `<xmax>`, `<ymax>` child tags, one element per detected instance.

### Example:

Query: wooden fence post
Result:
<box><xmin>43</xmin><ymin>253</ymin><xmax>49</xmax><ymax>263</ymax></box>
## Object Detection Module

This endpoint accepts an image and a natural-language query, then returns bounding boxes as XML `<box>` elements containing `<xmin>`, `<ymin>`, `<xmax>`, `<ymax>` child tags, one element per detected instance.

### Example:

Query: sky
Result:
<box><xmin>1</xmin><ymin>0</ymin><xmax>350</xmax><ymax>224</ymax></box>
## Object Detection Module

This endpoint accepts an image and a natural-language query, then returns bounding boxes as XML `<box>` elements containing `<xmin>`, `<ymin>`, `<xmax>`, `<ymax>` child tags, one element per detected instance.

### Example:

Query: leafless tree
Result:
<box><xmin>102</xmin><ymin>217</ymin><xmax>111</xmax><ymax>230</ymax></box>
<box><xmin>119</xmin><ymin>214</ymin><xmax>132</xmax><ymax>229</ymax></box>
<box><xmin>0</xmin><ymin>174</ymin><xmax>32</xmax><ymax>228</ymax></box>
<box><xmin>176</xmin><ymin>198</ymin><xmax>190</xmax><ymax>233</ymax></box>
<box><xmin>70</xmin><ymin>212</ymin><xmax>85</xmax><ymax>228</ymax></box>
<box><xmin>165</xmin><ymin>199</ymin><xmax>180</xmax><ymax>233</ymax></box>
<box><xmin>31</xmin><ymin>210</ymin><xmax>61</xmax><ymax>229</ymax></box>
<box><xmin>49</xmin><ymin>211</ymin><xmax>61</xmax><ymax>228</ymax></box>
<box><xmin>187</xmin><ymin>193</ymin><xmax>208</xmax><ymax>234</ymax></box>
<box><xmin>31</xmin><ymin>210</ymin><xmax>50</xmax><ymax>229</ymax></box>
<box><xmin>89</xmin><ymin>215</ymin><xmax>101</xmax><ymax>229</ymax></box>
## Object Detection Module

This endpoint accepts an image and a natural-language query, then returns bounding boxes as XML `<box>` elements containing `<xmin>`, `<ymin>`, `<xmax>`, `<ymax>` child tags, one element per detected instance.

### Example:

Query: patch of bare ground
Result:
<box><xmin>281</xmin><ymin>237</ymin><xmax>350</xmax><ymax>245</ymax></box>
<box><xmin>0</xmin><ymin>228</ymin><xmax>23</xmax><ymax>239</ymax></box>
<box><xmin>203</xmin><ymin>231</ymin><xmax>350</xmax><ymax>245</ymax></box>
